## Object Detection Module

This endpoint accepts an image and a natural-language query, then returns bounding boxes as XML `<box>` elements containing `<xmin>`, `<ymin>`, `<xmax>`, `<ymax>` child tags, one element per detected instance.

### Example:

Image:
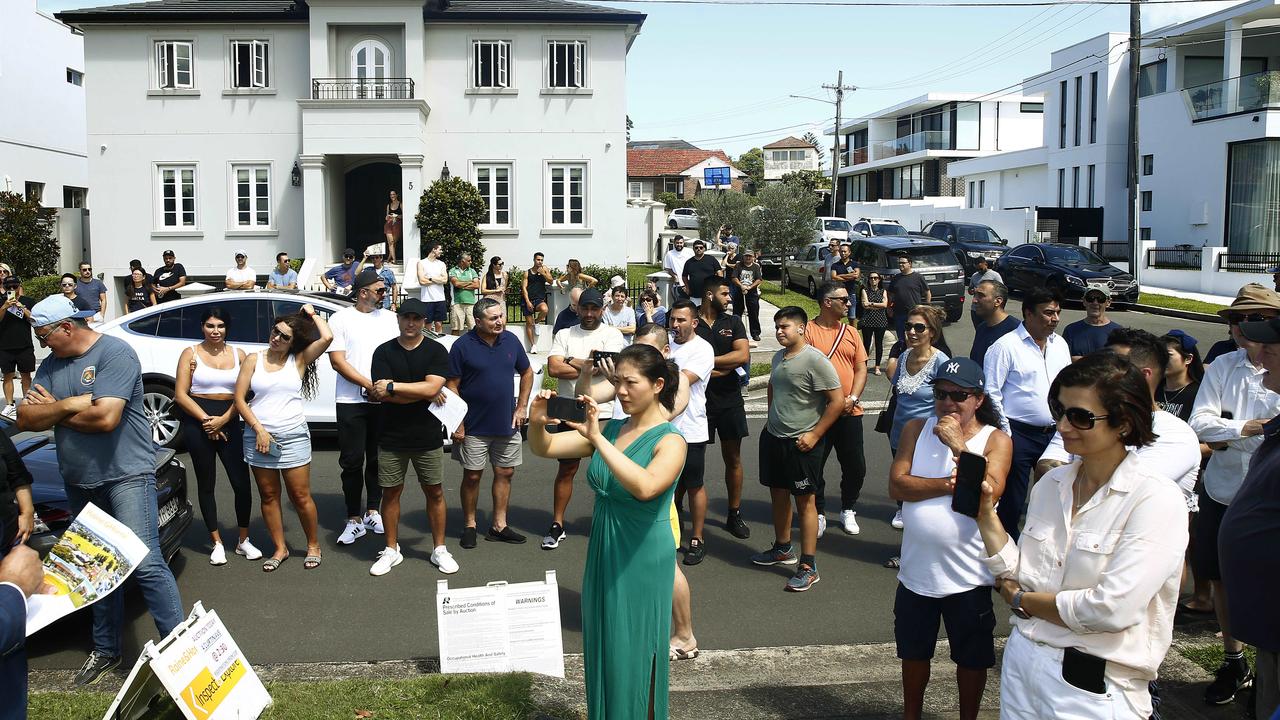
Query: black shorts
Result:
<box><xmin>894</xmin><ymin>583</ymin><xmax>996</xmax><ymax>669</ymax></box>
<box><xmin>759</xmin><ymin>430</ymin><xmax>826</xmax><ymax>496</ymax></box>
<box><xmin>524</xmin><ymin>297</ymin><xmax>547</xmax><ymax>316</ymax></box>
<box><xmin>706</xmin><ymin>404</ymin><xmax>749</xmax><ymax>444</ymax></box>
<box><xmin>678</xmin><ymin>442</ymin><xmax>707</xmax><ymax>490</ymax></box>
<box><xmin>1194</xmin><ymin>485</ymin><xmax>1227</xmax><ymax>581</ymax></box>
<box><xmin>0</xmin><ymin>348</ymin><xmax>35</xmax><ymax>375</ymax></box>
<box><xmin>423</xmin><ymin>301</ymin><xmax>448</xmax><ymax>322</ymax></box>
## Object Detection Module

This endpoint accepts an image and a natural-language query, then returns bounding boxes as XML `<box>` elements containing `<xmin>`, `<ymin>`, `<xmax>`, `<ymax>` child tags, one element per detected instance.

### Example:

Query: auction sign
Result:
<box><xmin>437</xmin><ymin>570</ymin><xmax>564</xmax><ymax>678</ymax></box>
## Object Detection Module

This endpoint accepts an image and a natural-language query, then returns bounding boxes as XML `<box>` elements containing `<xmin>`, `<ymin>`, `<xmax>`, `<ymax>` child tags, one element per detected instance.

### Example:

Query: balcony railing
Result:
<box><xmin>1095</xmin><ymin>241</ymin><xmax>1132</xmax><ymax>262</ymax></box>
<box><xmin>870</xmin><ymin>131</ymin><xmax>952</xmax><ymax>161</ymax></box>
<box><xmin>1182</xmin><ymin>70</ymin><xmax>1280</xmax><ymax>122</ymax></box>
<box><xmin>766</xmin><ymin>160</ymin><xmax>817</xmax><ymax>172</ymax></box>
<box><xmin>1217</xmin><ymin>251</ymin><xmax>1280</xmax><ymax>272</ymax></box>
<box><xmin>1147</xmin><ymin>245</ymin><xmax>1203</xmax><ymax>270</ymax></box>
<box><xmin>839</xmin><ymin>147</ymin><xmax>869</xmax><ymax>167</ymax></box>
<box><xmin>311</xmin><ymin>78</ymin><xmax>415</xmax><ymax>100</ymax></box>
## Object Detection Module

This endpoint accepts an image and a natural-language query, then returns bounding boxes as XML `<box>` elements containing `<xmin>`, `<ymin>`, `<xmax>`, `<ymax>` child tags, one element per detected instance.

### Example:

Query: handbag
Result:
<box><xmin>873</xmin><ymin>360</ymin><xmax>898</xmax><ymax>435</ymax></box>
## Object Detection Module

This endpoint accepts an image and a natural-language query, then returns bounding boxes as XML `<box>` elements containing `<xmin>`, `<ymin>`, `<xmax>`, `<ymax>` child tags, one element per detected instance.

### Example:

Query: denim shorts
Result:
<box><xmin>243</xmin><ymin>421</ymin><xmax>312</xmax><ymax>469</ymax></box>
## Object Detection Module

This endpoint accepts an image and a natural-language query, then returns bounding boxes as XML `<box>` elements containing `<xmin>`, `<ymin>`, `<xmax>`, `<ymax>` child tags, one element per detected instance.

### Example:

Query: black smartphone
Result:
<box><xmin>951</xmin><ymin>451</ymin><xmax>986</xmax><ymax>518</ymax></box>
<box><xmin>1221</xmin><ymin>410</ymin><xmax>1234</xmax><ymax>420</ymax></box>
<box><xmin>590</xmin><ymin>350</ymin><xmax>618</xmax><ymax>363</ymax></box>
<box><xmin>546</xmin><ymin>396</ymin><xmax>587</xmax><ymax>423</ymax></box>
<box><xmin>1061</xmin><ymin>647</ymin><xmax>1108</xmax><ymax>694</ymax></box>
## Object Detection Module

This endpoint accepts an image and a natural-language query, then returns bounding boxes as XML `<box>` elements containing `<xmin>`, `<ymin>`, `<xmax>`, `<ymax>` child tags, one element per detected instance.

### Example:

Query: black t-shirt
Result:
<box><xmin>1157</xmin><ymin>381</ymin><xmax>1200</xmax><ymax>422</ymax></box>
<box><xmin>153</xmin><ymin>262</ymin><xmax>186</xmax><ymax>302</ymax></box>
<box><xmin>369</xmin><ymin>337</ymin><xmax>451</xmax><ymax>451</ymax></box>
<box><xmin>0</xmin><ymin>296</ymin><xmax>36</xmax><ymax>351</ymax></box>
<box><xmin>695</xmin><ymin>312</ymin><xmax>747</xmax><ymax>411</ymax></box>
<box><xmin>683</xmin><ymin>255</ymin><xmax>722</xmax><ymax>299</ymax></box>
<box><xmin>732</xmin><ymin>263</ymin><xmax>762</xmax><ymax>298</ymax></box>
<box><xmin>126</xmin><ymin>283</ymin><xmax>153</xmax><ymax>312</ymax></box>
<box><xmin>888</xmin><ymin>271</ymin><xmax>930</xmax><ymax>317</ymax></box>
<box><xmin>970</xmin><ymin>315</ymin><xmax>1021</xmax><ymax>365</ymax></box>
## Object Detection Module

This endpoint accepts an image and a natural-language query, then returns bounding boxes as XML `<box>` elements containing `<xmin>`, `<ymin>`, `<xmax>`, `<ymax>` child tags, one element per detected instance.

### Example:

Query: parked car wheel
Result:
<box><xmin>143</xmin><ymin>382</ymin><xmax>182</xmax><ymax>450</ymax></box>
<box><xmin>668</xmin><ymin>220</ymin><xmax>678</xmax><ymax>229</ymax></box>
<box><xmin>807</xmin><ymin>277</ymin><xmax>818</xmax><ymax>298</ymax></box>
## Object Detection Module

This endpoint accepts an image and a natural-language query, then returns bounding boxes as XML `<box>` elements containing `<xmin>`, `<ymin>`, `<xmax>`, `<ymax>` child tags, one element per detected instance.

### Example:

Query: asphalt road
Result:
<box><xmin>26</xmin><ymin>301</ymin><xmax>1228</xmax><ymax>670</ymax></box>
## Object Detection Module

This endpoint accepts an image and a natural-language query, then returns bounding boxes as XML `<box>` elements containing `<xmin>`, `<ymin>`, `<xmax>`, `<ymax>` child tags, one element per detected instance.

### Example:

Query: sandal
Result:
<box><xmin>669</xmin><ymin>646</ymin><xmax>699</xmax><ymax>661</ymax></box>
<box><xmin>883</xmin><ymin>555</ymin><xmax>900</xmax><ymax>569</ymax></box>
<box><xmin>304</xmin><ymin>554</ymin><xmax>323</xmax><ymax>570</ymax></box>
<box><xmin>262</xmin><ymin>555</ymin><xmax>287</xmax><ymax>573</ymax></box>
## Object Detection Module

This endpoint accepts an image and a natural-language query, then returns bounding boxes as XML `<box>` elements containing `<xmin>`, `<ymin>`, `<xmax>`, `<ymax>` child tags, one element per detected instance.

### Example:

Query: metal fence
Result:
<box><xmin>311</xmin><ymin>78</ymin><xmax>415</xmax><ymax>100</ymax></box>
<box><xmin>1095</xmin><ymin>241</ymin><xmax>1131</xmax><ymax>262</ymax></box>
<box><xmin>1146</xmin><ymin>246</ymin><xmax>1203</xmax><ymax>270</ymax></box>
<box><xmin>1217</xmin><ymin>252</ymin><xmax>1280</xmax><ymax>273</ymax></box>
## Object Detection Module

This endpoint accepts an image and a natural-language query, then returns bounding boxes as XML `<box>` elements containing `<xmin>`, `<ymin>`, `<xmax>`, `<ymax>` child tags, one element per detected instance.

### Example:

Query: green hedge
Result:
<box><xmin>22</xmin><ymin>274</ymin><xmax>62</xmax><ymax>302</ymax></box>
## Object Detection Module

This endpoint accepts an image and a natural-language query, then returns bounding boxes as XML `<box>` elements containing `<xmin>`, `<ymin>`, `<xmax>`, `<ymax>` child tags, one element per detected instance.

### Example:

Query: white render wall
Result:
<box><xmin>0</xmin><ymin>1</ymin><xmax>88</xmax><ymax>208</ymax></box>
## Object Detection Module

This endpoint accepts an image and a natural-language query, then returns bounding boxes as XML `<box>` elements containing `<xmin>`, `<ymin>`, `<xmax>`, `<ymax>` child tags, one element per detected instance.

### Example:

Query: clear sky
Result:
<box><xmin>40</xmin><ymin>0</ymin><xmax>1241</xmax><ymax>158</ymax></box>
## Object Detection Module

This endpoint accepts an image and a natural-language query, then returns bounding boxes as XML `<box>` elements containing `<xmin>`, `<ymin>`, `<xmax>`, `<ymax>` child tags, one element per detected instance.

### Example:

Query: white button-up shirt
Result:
<box><xmin>983</xmin><ymin>324</ymin><xmax>1072</xmax><ymax>433</ymax></box>
<box><xmin>1189</xmin><ymin>348</ymin><xmax>1280</xmax><ymax>505</ymax></box>
<box><xmin>984</xmin><ymin>452</ymin><xmax>1187</xmax><ymax>717</ymax></box>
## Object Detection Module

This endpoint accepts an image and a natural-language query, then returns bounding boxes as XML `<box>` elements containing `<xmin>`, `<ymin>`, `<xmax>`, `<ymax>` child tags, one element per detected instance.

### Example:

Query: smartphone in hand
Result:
<box><xmin>590</xmin><ymin>350</ymin><xmax>618</xmax><ymax>363</ymax></box>
<box><xmin>546</xmin><ymin>396</ymin><xmax>587</xmax><ymax>423</ymax></box>
<box><xmin>951</xmin><ymin>451</ymin><xmax>987</xmax><ymax>518</ymax></box>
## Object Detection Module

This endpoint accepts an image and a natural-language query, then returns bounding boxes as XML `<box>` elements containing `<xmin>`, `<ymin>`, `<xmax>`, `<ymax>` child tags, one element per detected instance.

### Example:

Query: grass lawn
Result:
<box><xmin>750</xmin><ymin>362</ymin><xmax>771</xmax><ymax>377</ymax></box>
<box><xmin>1138</xmin><ymin>292</ymin><xmax>1227</xmax><ymax>316</ymax></box>
<box><xmin>29</xmin><ymin>674</ymin><xmax>547</xmax><ymax>720</ymax></box>
<box><xmin>759</xmin><ymin>281</ymin><xmax>821</xmax><ymax>323</ymax></box>
<box><xmin>628</xmin><ymin>264</ymin><xmax>661</xmax><ymax>287</ymax></box>
<box><xmin>1179</xmin><ymin>643</ymin><xmax>1257</xmax><ymax>674</ymax></box>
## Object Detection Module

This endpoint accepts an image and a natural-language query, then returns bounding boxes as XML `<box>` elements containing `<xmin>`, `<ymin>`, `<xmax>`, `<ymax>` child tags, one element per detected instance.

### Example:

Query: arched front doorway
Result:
<box><xmin>344</xmin><ymin>161</ymin><xmax>401</xmax><ymax>255</ymax></box>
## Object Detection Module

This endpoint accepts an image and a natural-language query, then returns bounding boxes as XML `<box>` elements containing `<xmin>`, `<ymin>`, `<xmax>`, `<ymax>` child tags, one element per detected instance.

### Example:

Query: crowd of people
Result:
<box><xmin>1</xmin><ymin>234</ymin><xmax>1279</xmax><ymax>720</ymax></box>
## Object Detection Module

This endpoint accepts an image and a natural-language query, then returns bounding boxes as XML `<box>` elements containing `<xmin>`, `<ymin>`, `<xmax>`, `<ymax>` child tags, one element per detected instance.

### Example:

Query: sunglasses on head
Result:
<box><xmin>905</xmin><ymin>322</ymin><xmax>929</xmax><ymax>334</ymax></box>
<box><xmin>1049</xmin><ymin>398</ymin><xmax>1110</xmax><ymax>430</ymax></box>
<box><xmin>1228</xmin><ymin>312</ymin><xmax>1268</xmax><ymax>325</ymax></box>
<box><xmin>935</xmin><ymin>389</ymin><xmax>978</xmax><ymax>403</ymax></box>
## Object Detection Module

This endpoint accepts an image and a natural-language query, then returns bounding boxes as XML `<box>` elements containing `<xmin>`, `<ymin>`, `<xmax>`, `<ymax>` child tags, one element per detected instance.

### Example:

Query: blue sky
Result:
<box><xmin>41</xmin><ymin>0</ymin><xmax>1241</xmax><ymax>157</ymax></box>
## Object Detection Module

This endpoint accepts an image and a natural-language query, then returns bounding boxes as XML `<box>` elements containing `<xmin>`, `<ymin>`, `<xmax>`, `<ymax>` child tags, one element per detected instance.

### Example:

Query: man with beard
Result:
<box><xmin>542</xmin><ymin>289</ymin><xmax>626</xmax><ymax>549</ymax></box>
<box><xmin>968</xmin><ymin>281</ymin><xmax>1019</xmax><ymax>365</ymax></box>
<box><xmin>696</xmin><ymin>278</ymin><xmax>751</xmax><ymax>539</ymax></box>
<box><xmin>152</xmin><ymin>250</ymin><xmax>187</xmax><ymax>303</ymax></box>
<box><xmin>682</xmin><ymin>240</ymin><xmax>723</xmax><ymax>308</ymax></box>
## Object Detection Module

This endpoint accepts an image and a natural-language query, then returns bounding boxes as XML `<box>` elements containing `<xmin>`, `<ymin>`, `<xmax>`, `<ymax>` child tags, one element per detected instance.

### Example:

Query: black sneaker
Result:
<box><xmin>725</xmin><ymin>513</ymin><xmax>751</xmax><ymax>539</ymax></box>
<box><xmin>683</xmin><ymin>537</ymin><xmax>706</xmax><ymax>566</ymax></box>
<box><xmin>1204</xmin><ymin>657</ymin><xmax>1253</xmax><ymax>705</ymax></box>
<box><xmin>541</xmin><ymin>522</ymin><xmax>566</xmax><ymax>550</ymax></box>
<box><xmin>460</xmin><ymin>526</ymin><xmax>477</xmax><ymax>549</ymax></box>
<box><xmin>486</xmin><ymin>526</ymin><xmax>527</xmax><ymax>544</ymax></box>
<box><xmin>74</xmin><ymin>651</ymin><xmax>121</xmax><ymax>686</ymax></box>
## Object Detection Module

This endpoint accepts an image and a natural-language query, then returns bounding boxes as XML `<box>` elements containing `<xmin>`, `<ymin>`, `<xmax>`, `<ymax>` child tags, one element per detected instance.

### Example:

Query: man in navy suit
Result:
<box><xmin>1</xmin><ymin>544</ymin><xmax>44</xmax><ymax>714</ymax></box>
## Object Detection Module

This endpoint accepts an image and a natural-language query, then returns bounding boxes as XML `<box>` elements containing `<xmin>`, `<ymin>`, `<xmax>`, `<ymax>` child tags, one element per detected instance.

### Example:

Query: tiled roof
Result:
<box><xmin>628</xmin><ymin>148</ymin><xmax>738</xmax><ymax>177</ymax></box>
<box><xmin>57</xmin><ymin>0</ymin><xmax>644</xmax><ymax>25</ymax></box>
<box><xmin>763</xmin><ymin>136</ymin><xmax>812</xmax><ymax>149</ymax></box>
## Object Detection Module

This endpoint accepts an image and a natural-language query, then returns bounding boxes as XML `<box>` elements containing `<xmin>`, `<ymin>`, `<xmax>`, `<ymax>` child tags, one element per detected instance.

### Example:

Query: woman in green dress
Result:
<box><xmin>530</xmin><ymin>343</ymin><xmax>688</xmax><ymax>719</ymax></box>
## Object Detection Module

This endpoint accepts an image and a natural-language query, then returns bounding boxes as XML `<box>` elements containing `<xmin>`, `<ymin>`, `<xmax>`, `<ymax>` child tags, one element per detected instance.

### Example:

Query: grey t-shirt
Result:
<box><xmin>969</xmin><ymin>268</ymin><xmax>1002</xmax><ymax>291</ymax></box>
<box><xmin>74</xmin><ymin>278</ymin><xmax>108</xmax><ymax>312</ymax></box>
<box><xmin>32</xmin><ymin>334</ymin><xmax>155</xmax><ymax>487</ymax></box>
<box><xmin>766</xmin><ymin>345</ymin><xmax>842</xmax><ymax>438</ymax></box>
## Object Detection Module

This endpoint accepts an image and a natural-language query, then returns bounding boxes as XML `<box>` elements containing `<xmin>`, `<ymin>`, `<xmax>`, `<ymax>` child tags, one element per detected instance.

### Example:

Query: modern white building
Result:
<box><xmin>830</xmin><ymin>92</ymin><xmax>1043</xmax><ymax>209</ymax></box>
<box><xmin>0</xmin><ymin>0</ymin><xmax>88</xmax><ymax>209</ymax></box>
<box><xmin>56</xmin><ymin>0</ymin><xmax>645</xmax><ymax>298</ymax></box>
<box><xmin>762</xmin><ymin>135</ymin><xmax>820</xmax><ymax>181</ymax></box>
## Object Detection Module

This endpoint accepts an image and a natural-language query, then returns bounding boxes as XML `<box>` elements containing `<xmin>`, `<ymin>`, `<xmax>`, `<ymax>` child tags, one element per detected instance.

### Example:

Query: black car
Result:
<box><xmin>918</xmin><ymin>221</ymin><xmax>1009</xmax><ymax>274</ymax></box>
<box><xmin>849</xmin><ymin>236</ymin><xmax>967</xmax><ymax>322</ymax></box>
<box><xmin>995</xmin><ymin>242</ymin><xmax>1140</xmax><ymax>304</ymax></box>
<box><xmin>6</xmin><ymin>419</ymin><xmax>192</xmax><ymax>562</ymax></box>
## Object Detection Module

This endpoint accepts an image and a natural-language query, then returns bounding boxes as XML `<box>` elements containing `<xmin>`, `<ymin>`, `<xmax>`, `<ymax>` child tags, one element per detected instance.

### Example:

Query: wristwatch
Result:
<box><xmin>386</xmin><ymin>382</ymin><xmax>396</xmax><ymax>397</ymax></box>
<box><xmin>1011</xmin><ymin>589</ymin><xmax>1031</xmax><ymax>620</ymax></box>
<box><xmin>565</xmin><ymin>356</ymin><xmax>574</xmax><ymax>367</ymax></box>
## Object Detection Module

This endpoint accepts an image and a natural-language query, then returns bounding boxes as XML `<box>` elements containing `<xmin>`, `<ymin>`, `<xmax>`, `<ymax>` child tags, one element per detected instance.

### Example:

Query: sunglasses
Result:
<box><xmin>1049</xmin><ymin>398</ymin><xmax>1111</xmax><ymax>430</ymax></box>
<box><xmin>826</xmin><ymin>295</ymin><xmax>850</xmax><ymax>304</ymax></box>
<box><xmin>1228</xmin><ymin>312</ymin><xmax>1268</xmax><ymax>325</ymax></box>
<box><xmin>904</xmin><ymin>322</ymin><xmax>929</xmax><ymax>334</ymax></box>
<box><xmin>1084</xmin><ymin>295</ymin><xmax>1108</xmax><ymax>304</ymax></box>
<box><xmin>60</xmin><ymin>282</ymin><xmax>74</xmax><ymax>288</ymax></box>
<box><xmin>367</xmin><ymin>287</ymin><xmax>387</xmax><ymax>295</ymax></box>
<box><xmin>34</xmin><ymin>326</ymin><xmax>62</xmax><ymax>345</ymax></box>
<box><xmin>935</xmin><ymin>389</ymin><xmax>978</xmax><ymax>403</ymax></box>
<box><xmin>271</xmin><ymin>328</ymin><xmax>292</xmax><ymax>342</ymax></box>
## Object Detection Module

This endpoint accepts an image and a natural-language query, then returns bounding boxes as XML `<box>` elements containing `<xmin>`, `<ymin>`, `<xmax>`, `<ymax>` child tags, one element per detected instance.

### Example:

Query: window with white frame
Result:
<box><xmin>474</xmin><ymin>163</ymin><xmax>512</xmax><ymax>226</ymax></box>
<box><xmin>547</xmin><ymin>163</ymin><xmax>586</xmax><ymax>226</ymax></box>
<box><xmin>628</xmin><ymin>182</ymin><xmax>643</xmax><ymax>199</ymax></box>
<box><xmin>232</xmin><ymin>164</ymin><xmax>271</xmax><ymax>228</ymax></box>
<box><xmin>155</xmin><ymin>41</ymin><xmax>194</xmax><ymax>89</ymax></box>
<box><xmin>231</xmin><ymin>40</ymin><xmax>269</xmax><ymax>89</ymax></box>
<box><xmin>546</xmin><ymin>40</ymin><xmax>585</xmax><ymax>89</ymax></box>
<box><xmin>473</xmin><ymin>40</ymin><xmax>510</xmax><ymax>88</ymax></box>
<box><xmin>157</xmin><ymin>165</ymin><xmax>197</xmax><ymax>228</ymax></box>
<box><xmin>66</xmin><ymin>68</ymin><xmax>83</xmax><ymax>86</ymax></box>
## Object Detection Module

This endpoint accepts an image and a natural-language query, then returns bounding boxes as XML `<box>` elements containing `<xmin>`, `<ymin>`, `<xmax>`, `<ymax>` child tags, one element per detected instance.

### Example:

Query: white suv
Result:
<box><xmin>666</xmin><ymin>207</ymin><xmax>700</xmax><ymax>230</ymax></box>
<box><xmin>850</xmin><ymin>217</ymin><xmax>910</xmax><ymax>238</ymax></box>
<box><xmin>813</xmin><ymin>216</ymin><xmax>852</xmax><ymax>244</ymax></box>
<box><xmin>97</xmin><ymin>291</ymin><xmax>537</xmax><ymax>448</ymax></box>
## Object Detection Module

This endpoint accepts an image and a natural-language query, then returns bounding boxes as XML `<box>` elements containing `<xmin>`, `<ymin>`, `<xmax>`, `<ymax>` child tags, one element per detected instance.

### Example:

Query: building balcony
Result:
<box><xmin>839</xmin><ymin>147</ymin><xmax>869</xmax><ymax>168</ymax></box>
<box><xmin>311</xmin><ymin>78</ymin><xmax>415</xmax><ymax>100</ymax></box>
<box><xmin>870</xmin><ymin>130</ymin><xmax>953</xmax><ymax>161</ymax></box>
<box><xmin>1183</xmin><ymin>71</ymin><xmax>1280</xmax><ymax>122</ymax></box>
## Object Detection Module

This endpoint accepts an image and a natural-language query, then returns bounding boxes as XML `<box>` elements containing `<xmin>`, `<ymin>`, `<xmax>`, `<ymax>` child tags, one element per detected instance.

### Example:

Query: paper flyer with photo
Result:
<box><xmin>26</xmin><ymin>502</ymin><xmax>149</xmax><ymax>636</ymax></box>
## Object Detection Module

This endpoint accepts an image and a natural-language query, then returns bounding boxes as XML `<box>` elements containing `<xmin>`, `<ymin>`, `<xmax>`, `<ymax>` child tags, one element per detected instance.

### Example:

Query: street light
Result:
<box><xmin>290</xmin><ymin>161</ymin><xmax>301</xmax><ymax>187</ymax></box>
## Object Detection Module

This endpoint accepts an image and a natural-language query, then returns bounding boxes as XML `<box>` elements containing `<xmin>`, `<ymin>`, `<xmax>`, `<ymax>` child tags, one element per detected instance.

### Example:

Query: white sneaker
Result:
<box><xmin>364</xmin><ymin>511</ymin><xmax>385</xmax><ymax>534</ymax></box>
<box><xmin>816</xmin><ymin>514</ymin><xmax>827</xmax><ymax>539</ymax></box>
<box><xmin>841</xmin><ymin>510</ymin><xmax>861</xmax><ymax>535</ymax></box>
<box><xmin>370</xmin><ymin>544</ymin><xmax>403</xmax><ymax>576</ymax></box>
<box><xmin>430</xmin><ymin>545</ymin><xmax>460</xmax><ymax>574</ymax></box>
<box><xmin>0</xmin><ymin>404</ymin><xmax>15</xmax><ymax>420</ymax></box>
<box><xmin>209</xmin><ymin>542</ymin><xmax>227</xmax><ymax>566</ymax></box>
<box><xmin>235</xmin><ymin>538</ymin><xmax>263</xmax><ymax>560</ymax></box>
<box><xmin>891</xmin><ymin>509</ymin><xmax>904</xmax><ymax>530</ymax></box>
<box><xmin>337</xmin><ymin>519</ymin><xmax>366</xmax><ymax>545</ymax></box>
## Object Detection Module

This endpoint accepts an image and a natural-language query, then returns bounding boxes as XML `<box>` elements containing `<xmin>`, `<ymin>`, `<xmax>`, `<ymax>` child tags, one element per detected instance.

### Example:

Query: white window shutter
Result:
<box><xmin>573</xmin><ymin>41</ymin><xmax>583</xmax><ymax>88</ymax></box>
<box><xmin>498</xmin><ymin>42</ymin><xmax>508</xmax><ymax>88</ymax></box>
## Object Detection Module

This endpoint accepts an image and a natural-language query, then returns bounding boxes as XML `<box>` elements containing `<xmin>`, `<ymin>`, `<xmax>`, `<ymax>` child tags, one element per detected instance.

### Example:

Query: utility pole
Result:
<box><xmin>1127</xmin><ymin>0</ymin><xmax>1142</xmax><ymax>285</ymax></box>
<box><xmin>822</xmin><ymin>71</ymin><xmax>857</xmax><ymax>217</ymax></box>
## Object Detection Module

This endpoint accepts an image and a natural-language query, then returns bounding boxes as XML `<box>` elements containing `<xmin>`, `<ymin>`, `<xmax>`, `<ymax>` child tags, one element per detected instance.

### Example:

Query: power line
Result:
<box><xmin>691</xmin><ymin>118</ymin><xmax>834</xmax><ymax>144</ymax></box>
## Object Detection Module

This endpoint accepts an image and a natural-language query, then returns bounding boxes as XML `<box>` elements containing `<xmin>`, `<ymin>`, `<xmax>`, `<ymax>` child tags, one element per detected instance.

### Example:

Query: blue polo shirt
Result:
<box><xmin>448</xmin><ymin>329</ymin><xmax>530</xmax><ymax>437</ymax></box>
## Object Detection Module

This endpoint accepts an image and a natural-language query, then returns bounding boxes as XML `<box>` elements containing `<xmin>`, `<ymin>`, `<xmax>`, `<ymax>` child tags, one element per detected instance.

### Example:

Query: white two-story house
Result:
<box><xmin>762</xmin><ymin>136</ymin><xmax>819</xmax><ymax>182</ymax></box>
<box><xmin>56</xmin><ymin>0</ymin><xmax>645</xmax><ymax>295</ymax></box>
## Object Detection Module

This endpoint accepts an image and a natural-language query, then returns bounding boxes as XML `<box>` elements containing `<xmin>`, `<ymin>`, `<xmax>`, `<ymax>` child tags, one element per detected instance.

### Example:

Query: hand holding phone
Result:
<box><xmin>951</xmin><ymin>451</ymin><xmax>987</xmax><ymax>518</ymax></box>
<box><xmin>590</xmin><ymin>350</ymin><xmax>618</xmax><ymax>364</ymax></box>
<box><xmin>546</xmin><ymin>395</ymin><xmax>587</xmax><ymax>424</ymax></box>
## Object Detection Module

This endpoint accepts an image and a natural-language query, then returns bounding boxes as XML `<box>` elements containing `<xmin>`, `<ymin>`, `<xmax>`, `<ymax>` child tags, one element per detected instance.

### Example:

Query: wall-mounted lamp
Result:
<box><xmin>440</xmin><ymin>162</ymin><xmax>451</xmax><ymax>181</ymax></box>
<box><xmin>291</xmin><ymin>161</ymin><xmax>302</xmax><ymax>187</ymax></box>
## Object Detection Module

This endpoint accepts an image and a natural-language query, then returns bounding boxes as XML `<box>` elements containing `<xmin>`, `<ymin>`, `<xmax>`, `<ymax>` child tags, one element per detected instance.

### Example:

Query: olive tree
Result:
<box><xmin>742</xmin><ymin>182</ymin><xmax>817</xmax><ymax>270</ymax></box>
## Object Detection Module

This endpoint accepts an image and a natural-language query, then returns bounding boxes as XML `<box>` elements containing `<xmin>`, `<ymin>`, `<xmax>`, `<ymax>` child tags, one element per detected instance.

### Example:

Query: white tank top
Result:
<box><xmin>189</xmin><ymin>345</ymin><xmax>240</xmax><ymax>396</ymax></box>
<box><xmin>898</xmin><ymin>415</ymin><xmax>999</xmax><ymax>598</ymax></box>
<box><xmin>249</xmin><ymin>352</ymin><xmax>305</xmax><ymax>433</ymax></box>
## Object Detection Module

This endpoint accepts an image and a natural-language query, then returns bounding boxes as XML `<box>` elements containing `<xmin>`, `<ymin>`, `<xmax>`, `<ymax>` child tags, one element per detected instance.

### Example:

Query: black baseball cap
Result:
<box><xmin>352</xmin><ymin>268</ymin><xmax>383</xmax><ymax>291</ymax></box>
<box><xmin>397</xmin><ymin>298</ymin><xmax>428</xmax><ymax>317</ymax></box>
<box><xmin>343</xmin><ymin>247</ymin><xmax>357</xmax><ymax>258</ymax></box>
<box><xmin>931</xmin><ymin>357</ymin><xmax>985</xmax><ymax>390</ymax></box>
<box><xmin>1240</xmin><ymin>317</ymin><xmax>1280</xmax><ymax>344</ymax></box>
<box><xmin>162</xmin><ymin>249</ymin><xmax>175</xmax><ymax>257</ymax></box>
<box><xmin>578</xmin><ymin>288</ymin><xmax>605</xmax><ymax>307</ymax></box>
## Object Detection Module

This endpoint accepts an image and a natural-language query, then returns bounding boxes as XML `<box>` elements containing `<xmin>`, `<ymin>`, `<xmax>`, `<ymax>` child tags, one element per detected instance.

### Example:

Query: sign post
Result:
<box><xmin>437</xmin><ymin>570</ymin><xmax>564</xmax><ymax>678</ymax></box>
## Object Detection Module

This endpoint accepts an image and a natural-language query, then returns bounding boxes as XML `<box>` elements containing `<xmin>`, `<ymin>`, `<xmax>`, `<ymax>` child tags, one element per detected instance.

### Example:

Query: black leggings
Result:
<box><xmin>861</xmin><ymin>326</ymin><xmax>886</xmax><ymax>366</ymax></box>
<box><xmin>180</xmin><ymin>397</ymin><xmax>252</xmax><ymax>532</ymax></box>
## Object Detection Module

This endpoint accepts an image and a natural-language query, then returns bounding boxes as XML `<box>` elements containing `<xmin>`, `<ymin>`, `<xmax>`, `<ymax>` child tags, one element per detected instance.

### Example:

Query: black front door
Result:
<box><xmin>344</xmin><ymin>162</ymin><xmax>401</xmax><ymax>256</ymax></box>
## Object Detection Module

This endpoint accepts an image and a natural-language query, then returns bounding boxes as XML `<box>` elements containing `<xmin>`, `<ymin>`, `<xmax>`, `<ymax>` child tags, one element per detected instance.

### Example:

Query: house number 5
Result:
<box><xmin>408</xmin><ymin>181</ymin><xmax>414</xmax><ymax>189</ymax></box>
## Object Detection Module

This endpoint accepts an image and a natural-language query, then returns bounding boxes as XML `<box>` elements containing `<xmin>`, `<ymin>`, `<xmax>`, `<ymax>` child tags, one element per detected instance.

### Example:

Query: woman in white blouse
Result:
<box><xmin>976</xmin><ymin>351</ymin><xmax>1188</xmax><ymax>719</ymax></box>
